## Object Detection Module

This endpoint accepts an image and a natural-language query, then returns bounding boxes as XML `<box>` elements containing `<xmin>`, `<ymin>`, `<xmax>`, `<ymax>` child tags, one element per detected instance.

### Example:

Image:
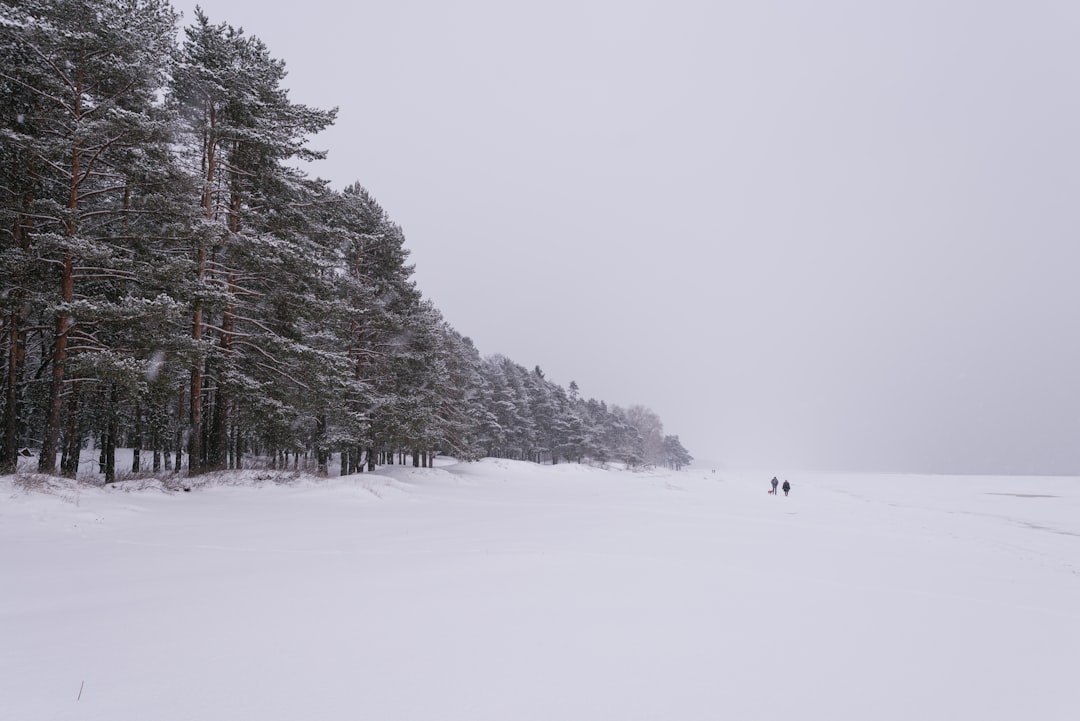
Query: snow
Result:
<box><xmin>2</xmin><ymin>459</ymin><xmax>1078</xmax><ymax>720</ymax></box>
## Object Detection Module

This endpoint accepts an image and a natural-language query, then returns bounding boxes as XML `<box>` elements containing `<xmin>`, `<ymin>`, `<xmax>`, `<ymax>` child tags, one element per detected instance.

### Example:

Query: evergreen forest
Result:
<box><xmin>0</xmin><ymin>0</ymin><xmax>692</xmax><ymax>480</ymax></box>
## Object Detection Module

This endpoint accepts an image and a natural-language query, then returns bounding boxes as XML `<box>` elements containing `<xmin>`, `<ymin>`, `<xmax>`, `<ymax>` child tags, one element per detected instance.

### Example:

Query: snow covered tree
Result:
<box><xmin>0</xmin><ymin>0</ymin><xmax>181</xmax><ymax>475</ymax></box>
<box><xmin>604</xmin><ymin>404</ymin><xmax>648</xmax><ymax>465</ymax></box>
<box><xmin>172</xmin><ymin>9</ymin><xmax>336</xmax><ymax>473</ymax></box>
<box><xmin>434</xmin><ymin>330</ymin><xmax>487</xmax><ymax>461</ymax></box>
<box><xmin>624</xmin><ymin>405</ymin><xmax>665</xmax><ymax>467</ymax></box>
<box><xmin>0</xmin><ymin>1</ymin><xmax>693</xmax><ymax>479</ymax></box>
<box><xmin>0</xmin><ymin>6</ymin><xmax>43</xmax><ymax>472</ymax></box>
<box><xmin>661</xmin><ymin>435</ymin><xmax>693</xmax><ymax>470</ymax></box>
<box><xmin>316</xmin><ymin>182</ymin><xmax>420</xmax><ymax>470</ymax></box>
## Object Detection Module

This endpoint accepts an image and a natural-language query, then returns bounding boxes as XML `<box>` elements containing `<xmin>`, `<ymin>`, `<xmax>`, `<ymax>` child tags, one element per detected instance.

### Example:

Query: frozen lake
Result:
<box><xmin>3</xmin><ymin>459</ymin><xmax>1078</xmax><ymax>720</ymax></box>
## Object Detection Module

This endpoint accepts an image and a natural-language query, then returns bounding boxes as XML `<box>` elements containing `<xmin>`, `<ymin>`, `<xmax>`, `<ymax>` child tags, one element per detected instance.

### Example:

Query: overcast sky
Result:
<box><xmin>177</xmin><ymin>0</ymin><xmax>1080</xmax><ymax>474</ymax></box>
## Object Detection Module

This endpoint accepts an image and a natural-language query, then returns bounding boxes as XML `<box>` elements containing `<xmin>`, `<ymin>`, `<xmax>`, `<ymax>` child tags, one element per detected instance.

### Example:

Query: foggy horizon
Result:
<box><xmin>177</xmin><ymin>0</ymin><xmax>1080</xmax><ymax>476</ymax></box>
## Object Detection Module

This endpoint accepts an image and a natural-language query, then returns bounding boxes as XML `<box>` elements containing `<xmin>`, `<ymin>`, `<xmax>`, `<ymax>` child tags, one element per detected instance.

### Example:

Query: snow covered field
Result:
<box><xmin>2</xmin><ymin>459</ymin><xmax>1078</xmax><ymax>720</ymax></box>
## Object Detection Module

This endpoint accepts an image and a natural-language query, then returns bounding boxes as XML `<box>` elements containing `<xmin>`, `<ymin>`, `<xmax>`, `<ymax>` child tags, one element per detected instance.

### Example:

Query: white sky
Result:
<box><xmin>176</xmin><ymin>0</ymin><xmax>1080</xmax><ymax>474</ymax></box>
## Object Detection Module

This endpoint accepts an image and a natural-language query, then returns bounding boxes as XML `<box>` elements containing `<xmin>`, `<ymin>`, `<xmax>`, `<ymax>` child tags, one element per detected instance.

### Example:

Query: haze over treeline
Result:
<box><xmin>0</xmin><ymin>0</ymin><xmax>692</xmax><ymax>479</ymax></box>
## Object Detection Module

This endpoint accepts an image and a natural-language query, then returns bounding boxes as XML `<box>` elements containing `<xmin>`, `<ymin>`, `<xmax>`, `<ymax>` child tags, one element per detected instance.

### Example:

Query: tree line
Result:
<box><xmin>0</xmin><ymin>0</ymin><xmax>692</xmax><ymax>479</ymax></box>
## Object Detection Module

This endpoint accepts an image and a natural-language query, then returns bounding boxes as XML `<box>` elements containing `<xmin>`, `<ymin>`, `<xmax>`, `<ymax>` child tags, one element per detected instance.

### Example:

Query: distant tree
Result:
<box><xmin>662</xmin><ymin>435</ymin><xmax>693</xmax><ymax>470</ymax></box>
<box><xmin>609</xmin><ymin>406</ymin><xmax>644</xmax><ymax>467</ymax></box>
<box><xmin>625</xmin><ymin>405</ymin><xmax>665</xmax><ymax>467</ymax></box>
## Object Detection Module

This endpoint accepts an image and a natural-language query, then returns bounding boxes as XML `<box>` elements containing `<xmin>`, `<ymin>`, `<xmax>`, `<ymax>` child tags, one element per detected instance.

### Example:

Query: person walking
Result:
<box><xmin>770</xmin><ymin>476</ymin><xmax>779</xmax><ymax>495</ymax></box>
<box><xmin>782</xmin><ymin>479</ymin><xmax>791</xmax><ymax>497</ymax></box>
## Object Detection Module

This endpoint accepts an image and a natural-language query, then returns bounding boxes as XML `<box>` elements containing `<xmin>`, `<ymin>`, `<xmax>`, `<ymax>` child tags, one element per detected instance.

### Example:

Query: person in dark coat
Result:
<box><xmin>770</xmin><ymin>476</ymin><xmax>779</xmax><ymax>495</ymax></box>
<box><xmin>782</xmin><ymin>479</ymin><xmax>791</xmax><ymax>496</ymax></box>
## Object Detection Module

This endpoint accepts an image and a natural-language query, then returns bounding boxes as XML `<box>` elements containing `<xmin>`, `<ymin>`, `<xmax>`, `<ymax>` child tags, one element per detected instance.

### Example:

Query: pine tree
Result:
<box><xmin>1</xmin><ymin>2</ymin><xmax>694</xmax><ymax>478</ymax></box>
<box><xmin>662</xmin><ymin>435</ymin><xmax>693</xmax><ymax>470</ymax></box>
<box><xmin>1</xmin><ymin>0</ymin><xmax>180</xmax><ymax>475</ymax></box>
<box><xmin>172</xmin><ymin>9</ymin><xmax>336</xmax><ymax>474</ymax></box>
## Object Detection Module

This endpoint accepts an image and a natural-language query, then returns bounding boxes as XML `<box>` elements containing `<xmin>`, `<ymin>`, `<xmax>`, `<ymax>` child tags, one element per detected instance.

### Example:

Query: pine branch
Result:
<box><xmin>76</xmin><ymin>132</ymin><xmax>130</xmax><ymax>187</ymax></box>
<box><xmin>0</xmin><ymin>50</ymin><xmax>76</xmax><ymax>112</ymax></box>
<box><xmin>201</xmin><ymin>323</ymin><xmax>252</xmax><ymax>339</ymax></box>
<box><xmin>230</xmin><ymin>314</ymin><xmax>283</xmax><ymax>337</ymax></box>
<box><xmin>253</xmin><ymin>359</ymin><xmax>311</xmax><ymax>389</ymax></box>
<box><xmin>234</xmin><ymin>339</ymin><xmax>283</xmax><ymax>364</ymax></box>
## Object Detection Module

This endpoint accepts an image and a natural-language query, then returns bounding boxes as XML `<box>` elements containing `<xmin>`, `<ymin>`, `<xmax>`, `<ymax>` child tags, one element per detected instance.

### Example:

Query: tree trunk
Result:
<box><xmin>1</xmin><ymin>309</ymin><xmax>24</xmax><ymax>474</ymax></box>
<box><xmin>232</xmin><ymin>410</ymin><xmax>242</xmax><ymax>469</ymax></box>
<box><xmin>103</xmin><ymin>385</ymin><xmax>118</xmax><ymax>483</ymax></box>
<box><xmin>131</xmin><ymin>402</ymin><xmax>142</xmax><ymax>473</ymax></box>
<box><xmin>188</xmin><ymin>306</ymin><xmax>205</xmax><ymax>475</ymax></box>
<box><xmin>174</xmin><ymin>385</ymin><xmax>185</xmax><ymax>472</ymax></box>
<box><xmin>39</xmin><ymin>252</ymin><xmax>74</xmax><ymax>474</ymax></box>
<box><xmin>40</xmin><ymin>63</ymin><xmax>85</xmax><ymax>474</ymax></box>
<box><xmin>103</xmin><ymin>431</ymin><xmax>115</xmax><ymax>483</ymax></box>
<box><xmin>206</xmin><ymin>371</ymin><xmax>227</xmax><ymax>471</ymax></box>
<box><xmin>187</xmin><ymin>103</ymin><xmax>218</xmax><ymax>477</ymax></box>
<box><xmin>207</xmin><ymin>273</ymin><xmax>235</xmax><ymax>472</ymax></box>
<box><xmin>60</xmin><ymin>381</ymin><xmax>81</xmax><ymax>478</ymax></box>
<box><xmin>316</xmin><ymin>415</ymin><xmax>329</xmax><ymax>476</ymax></box>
